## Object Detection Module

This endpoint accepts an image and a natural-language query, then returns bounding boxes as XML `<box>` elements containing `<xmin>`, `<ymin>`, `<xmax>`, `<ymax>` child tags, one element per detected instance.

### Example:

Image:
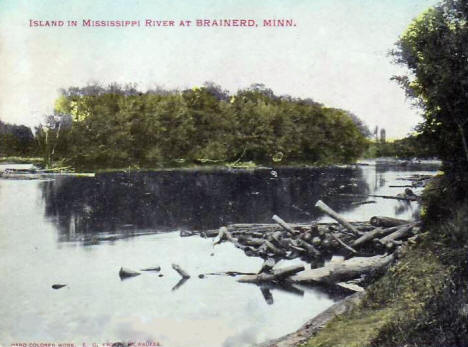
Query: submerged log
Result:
<box><xmin>172</xmin><ymin>264</ymin><xmax>190</xmax><ymax>279</ymax></box>
<box><xmin>119</xmin><ymin>267</ymin><xmax>141</xmax><ymax>279</ymax></box>
<box><xmin>315</xmin><ymin>200</ymin><xmax>360</xmax><ymax>236</ymax></box>
<box><xmin>291</xmin><ymin>254</ymin><xmax>394</xmax><ymax>284</ymax></box>
<box><xmin>370</xmin><ymin>216</ymin><xmax>410</xmax><ymax>228</ymax></box>
<box><xmin>238</xmin><ymin>264</ymin><xmax>305</xmax><ymax>283</ymax></box>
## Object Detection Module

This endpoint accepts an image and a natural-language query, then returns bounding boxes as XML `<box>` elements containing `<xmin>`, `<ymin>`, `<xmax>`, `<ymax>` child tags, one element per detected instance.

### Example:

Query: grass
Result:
<box><xmin>303</xmin><ymin>242</ymin><xmax>453</xmax><ymax>347</ymax></box>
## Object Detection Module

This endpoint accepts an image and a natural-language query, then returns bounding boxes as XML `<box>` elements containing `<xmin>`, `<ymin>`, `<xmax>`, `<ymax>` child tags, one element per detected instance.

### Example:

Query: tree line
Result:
<box><xmin>32</xmin><ymin>83</ymin><xmax>370</xmax><ymax>169</ymax></box>
<box><xmin>0</xmin><ymin>120</ymin><xmax>36</xmax><ymax>157</ymax></box>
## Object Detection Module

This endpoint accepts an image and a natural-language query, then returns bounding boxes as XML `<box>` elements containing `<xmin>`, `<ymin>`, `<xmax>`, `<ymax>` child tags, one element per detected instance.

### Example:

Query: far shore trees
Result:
<box><xmin>40</xmin><ymin>82</ymin><xmax>370</xmax><ymax>169</ymax></box>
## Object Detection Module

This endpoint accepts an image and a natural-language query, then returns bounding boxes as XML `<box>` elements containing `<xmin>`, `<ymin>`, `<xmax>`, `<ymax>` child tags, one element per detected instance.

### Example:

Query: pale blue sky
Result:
<box><xmin>0</xmin><ymin>0</ymin><xmax>438</xmax><ymax>138</ymax></box>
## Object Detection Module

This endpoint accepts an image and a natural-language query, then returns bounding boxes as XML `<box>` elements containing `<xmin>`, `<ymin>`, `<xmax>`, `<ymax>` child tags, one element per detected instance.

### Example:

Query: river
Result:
<box><xmin>0</xmin><ymin>162</ymin><xmax>439</xmax><ymax>347</ymax></box>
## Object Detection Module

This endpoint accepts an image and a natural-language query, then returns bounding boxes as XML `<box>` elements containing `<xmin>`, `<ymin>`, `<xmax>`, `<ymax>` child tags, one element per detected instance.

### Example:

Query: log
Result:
<box><xmin>370</xmin><ymin>216</ymin><xmax>410</xmax><ymax>228</ymax></box>
<box><xmin>296</xmin><ymin>239</ymin><xmax>321</xmax><ymax>257</ymax></box>
<box><xmin>272</xmin><ymin>215</ymin><xmax>299</xmax><ymax>235</ymax></box>
<box><xmin>172</xmin><ymin>264</ymin><xmax>190</xmax><ymax>279</ymax></box>
<box><xmin>264</xmin><ymin>240</ymin><xmax>286</xmax><ymax>256</ymax></box>
<box><xmin>238</xmin><ymin>264</ymin><xmax>305</xmax><ymax>283</ymax></box>
<box><xmin>213</xmin><ymin>226</ymin><xmax>227</xmax><ymax>245</ymax></box>
<box><xmin>259</xmin><ymin>258</ymin><xmax>277</xmax><ymax>274</ymax></box>
<box><xmin>140</xmin><ymin>266</ymin><xmax>161</xmax><ymax>272</ymax></box>
<box><xmin>260</xmin><ymin>287</ymin><xmax>274</xmax><ymax>305</ymax></box>
<box><xmin>315</xmin><ymin>200</ymin><xmax>360</xmax><ymax>236</ymax></box>
<box><xmin>379</xmin><ymin>224</ymin><xmax>415</xmax><ymax>245</ymax></box>
<box><xmin>368</xmin><ymin>194</ymin><xmax>416</xmax><ymax>202</ymax></box>
<box><xmin>330</xmin><ymin>233</ymin><xmax>357</xmax><ymax>254</ymax></box>
<box><xmin>119</xmin><ymin>267</ymin><xmax>141</xmax><ymax>279</ymax></box>
<box><xmin>172</xmin><ymin>278</ymin><xmax>188</xmax><ymax>291</ymax></box>
<box><xmin>290</xmin><ymin>254</ymin><xmax>394</xmax><ymax>284</ymax></box>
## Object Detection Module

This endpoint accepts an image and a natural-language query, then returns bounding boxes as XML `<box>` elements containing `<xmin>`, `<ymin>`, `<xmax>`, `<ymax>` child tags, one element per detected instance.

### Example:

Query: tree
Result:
<box><xmin>392</xmin><ymin>0</ymin><xmax>468</xmax><ymax>171</ymax></box>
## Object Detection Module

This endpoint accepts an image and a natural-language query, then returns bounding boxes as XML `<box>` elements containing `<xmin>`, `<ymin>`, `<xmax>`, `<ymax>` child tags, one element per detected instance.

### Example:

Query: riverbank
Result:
<box><xmin>269</xmin><ymin>174</ymin><xmax>468</xmax><ymax>347</ymax></box>
<box><xmin>0</xmin><ymin>157</ymin><xmax>442</xmax><ymax>177</ymax></box>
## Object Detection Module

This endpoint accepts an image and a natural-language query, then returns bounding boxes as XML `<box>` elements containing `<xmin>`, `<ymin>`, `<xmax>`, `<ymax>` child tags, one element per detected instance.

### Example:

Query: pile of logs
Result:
<box><xmin>199</xmin><ymin>200</ymin><xmax>421</xmax><ymax>292</ymax></box>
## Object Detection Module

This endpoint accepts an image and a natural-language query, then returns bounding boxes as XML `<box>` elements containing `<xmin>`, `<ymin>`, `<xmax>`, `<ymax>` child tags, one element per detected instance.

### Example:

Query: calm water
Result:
<box><xmin>0</xmin><ymin>164</ymin><xmax>437</xmax><ymax>347</ymax></box>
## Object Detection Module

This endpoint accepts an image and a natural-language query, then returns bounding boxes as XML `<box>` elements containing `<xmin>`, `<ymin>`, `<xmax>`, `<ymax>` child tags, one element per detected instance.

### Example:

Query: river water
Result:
<box><xmin>0</xmin><ymin>163</ymin><xmax>438</xmax><ymax>347</ymax></box>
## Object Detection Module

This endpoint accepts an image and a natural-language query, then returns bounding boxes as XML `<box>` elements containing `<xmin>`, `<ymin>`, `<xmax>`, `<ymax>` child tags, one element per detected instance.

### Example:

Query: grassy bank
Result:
<box><xmin>303</xmin><ymin>175</ymin><xmax>468</xmax><ymax>347</ymax></box>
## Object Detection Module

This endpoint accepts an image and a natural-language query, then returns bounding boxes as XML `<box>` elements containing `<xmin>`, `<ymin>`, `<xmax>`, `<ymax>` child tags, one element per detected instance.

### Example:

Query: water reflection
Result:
<box><xmin>40</xmin><ymin>167</ymin><xmax>370</xmax><ymax>243</ymax></box>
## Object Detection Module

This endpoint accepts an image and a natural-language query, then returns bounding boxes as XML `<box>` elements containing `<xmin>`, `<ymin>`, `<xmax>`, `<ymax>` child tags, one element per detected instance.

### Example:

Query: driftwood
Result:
<box><xmin>368</xmin><ymin>194</ymin><xmax>416</xmax><ymax>202</ymax></box>
<box><xmin>272</xmin><ymin>215</ymin><xmax>299</xmax><ymax>235</ymax></box>
<box><xmin>238</xmin><ymin>264</ymin><xmax>305</xmax><ymax>283</ymax></box>
<box><xmin>379</xmin><ymin>224</ymin><xmax>416</xmax><ymax>245</ymax></box>
<box><xmin>172</xmin><ymin>264</ymin><xmax>190</xmax><ymax>279</ymax></box>
<box><xmin>315</xmin><ymin>200</ymin><xmax>360</xmax><ymax>236</ymax></box>
<box><xmin>213</xmin><ymin>227</ymin><xmax>227</xmax><ymax>245</ymax></box>
<box><xmin>119</xmin><ymin>267</ymin><xmax>141</xmax><ymax>279</ymax></box>
<box><xmin>140</xmin><ymin>266</ymin><xmax>161</xmax><ymax>272</ymax></box>
<box><xmin>330</xmin><ymin>232</ymin><xmax>357</xmax><ymax>254</ymax></box>
<box><xmin>352</xmin><ymin>226</ymin><xmax>396</xmax><ymax>247</ymax></box>
<box><xmin>291</xmin><ymin>254</ymin><xmax>394</xmax><ymax>284</ymax></box>
<box><xmin>172</xmin><ymin>278</ymin><xmax>188</xmax><ymax>291</ymax></box>
<box><xmin>370</xmin><ymin>216</ymin><xmax>410</xmax><ymax>228</ymax></box>
<box><xmin>259</xmin><ymin>258</ymin><xmax>277</xmax><ymax>274</ymax></box>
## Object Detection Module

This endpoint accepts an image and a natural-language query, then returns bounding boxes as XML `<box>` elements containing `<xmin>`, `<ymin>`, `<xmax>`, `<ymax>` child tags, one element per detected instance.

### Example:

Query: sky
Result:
<box><xmin>0</xmin><ymin>0</ymin><xmax>439</xmax><ymax>138</ymax></box>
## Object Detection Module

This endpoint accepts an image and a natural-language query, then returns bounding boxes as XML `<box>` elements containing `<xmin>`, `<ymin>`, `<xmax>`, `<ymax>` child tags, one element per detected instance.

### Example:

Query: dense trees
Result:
<box><xmin>392</xmin><ymin>0</ymin><xmax>468</xmax><ymax>173</ymax></box>
<box><xmin>44</xmin><ymin>83</ymin><xmax>369</xmax><ymax>169</ymax></box>
<box><xmin>0</xmin><ymin>120</ymin><xmax>36</xmax><ymax>156</ymax></box>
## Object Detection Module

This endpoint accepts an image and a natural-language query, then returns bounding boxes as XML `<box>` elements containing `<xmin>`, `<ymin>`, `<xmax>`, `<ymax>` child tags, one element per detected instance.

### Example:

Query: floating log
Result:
<box><xmin>370</xmin><ymin>216</ymin><xmax>411</xmax><ymax>228</ymax></box>
<box><xmin>238</xmin><ymin>264</ymin><xmax>305</xmax><ymax>283</ymax></box>
<box><xmin>119</xmin><ymin>267</ymin><xmax>141</xmax><ymax>279</ymax></box>
<box><xmin>291</xmin><ymin>254</ymin><xmax>394</xmax><ymax>284</ymax></box>
<box><xmin>368</xmin><ymin>194</ymin><xmax>416</xmax><ymax>202</ymax></box>
<box><xmin>172</xmin><ymin>264</ymin><xmax>190</xmax><ymax>279</ymax></box>
<box><xmin>259</xmin><ymin>258</ymin><xmax>277</xmax><ymax>274</ymax></box>
<box><xmin>172</xmin><ymin>278</ymin><xmax>188</xmax><ymax>291</ymax></box>
<box><xmin>213</xmin><ymin>226</ymin><xmax>227</xmax><ymax>245</ymax></box>
<box><xmin>315</xmin><ymin>200</ymin><xmax>360</xmax><ymax>236</ymax></box>
<box><xmin>140</xmin><ymin>266</ymin><xmax>161</xmax><ymax>272</ymax></box>
<box><xmin>272</xmin><ymin>215</ymin><xmax>299</xmax><ymax>235</ymax></box>
<box><xmin>350</xmin><ymin>200</ymin><xmax>376</xmax><ymax>206</ymax></box>
<box><xmin>351</xmin><ymin>226</ymin><xmax>400</xmax><ymax>248</ymax></box>
<box><xmin>260</xmin><ymin>287</ymin><xmax>274</xmax><ymax>305</ymax></box>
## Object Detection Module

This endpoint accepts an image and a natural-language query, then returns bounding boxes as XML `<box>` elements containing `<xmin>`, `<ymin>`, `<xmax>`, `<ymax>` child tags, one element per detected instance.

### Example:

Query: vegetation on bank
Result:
<box><xmin>0</xmin><ymin>121</ymin><xmax>37</xmax><ymax>157</ymax></box>
<box><xmin>363</xmin><ymin>134</ymin><xmax>438</xmax><ymax>159</ymax></box>
<box><xmin>21</xmin><ymin>83</ymin><xmax>368</xmax><ymax>170</ymax></box>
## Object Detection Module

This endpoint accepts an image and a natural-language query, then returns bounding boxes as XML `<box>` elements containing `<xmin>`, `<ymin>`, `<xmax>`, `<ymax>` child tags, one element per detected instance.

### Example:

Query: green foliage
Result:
<box><xmin>364</xmin><ymin>134</ymin><xmax>437</xmax><ymax>159</ymax></box>
<box><xmin>392</xmin><ymin>0</ymin><xmax>468</xmax><ymax>173</ymax></box>
<box><xmin>45</xmin><ymin>83</ymin><xmax>369</xmax><ymax>169</ymax></box>
<box><xmin>0</xmin><ymin>120</ymin><xmax>36</xmax><ymax>157</ymax></box>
